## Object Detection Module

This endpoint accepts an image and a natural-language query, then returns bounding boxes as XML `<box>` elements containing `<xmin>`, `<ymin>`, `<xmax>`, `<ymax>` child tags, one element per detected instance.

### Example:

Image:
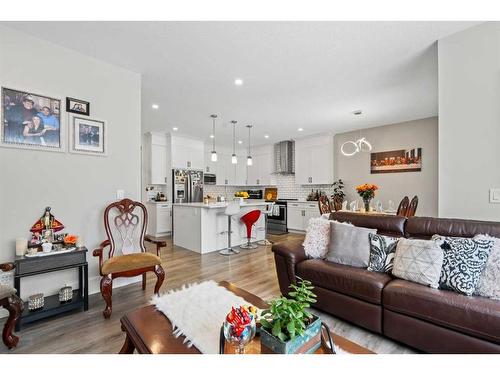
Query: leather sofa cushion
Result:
<box><xmin>384</xmin><ymin>279</ymin><xmax>500</xmax><ymax>344</ymax></box>
<box><xmin>296</xmin><ymin>259</ymin><xmax>392</xmax><ymax>304</ymax></box>
<box><xmin>329</xmin><ymin>211</ymin><xmax>407</xmax><ymax>237</ymax></box>
<box><xmin>0</xmin><ymin>284</ymin><xmax>16</xmax><ymax>300</ymax></box>
<box><xmin>406</xmin><ymin>216</ymin><xmax>500</xmax><ymax>239</ymax></box>
<box><xmin>101</xmin><ymin>252</ymin><xmax>161</xmax><ymax>274</ymax></box>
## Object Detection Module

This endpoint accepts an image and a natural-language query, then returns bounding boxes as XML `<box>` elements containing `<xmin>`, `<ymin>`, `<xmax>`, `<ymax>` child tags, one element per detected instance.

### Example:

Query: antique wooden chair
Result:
<box><xmin>0</xmin><ymin>263</ymin><xmax>23</xmax><ymax>349</ymax></box>
<box><xmin>406</xmin><ymin>195</ymin><xmax>419</xmax><ymax>217</ymax></box>
<box><xmin>396</xmin><ymin>196</ymin><xmax>410</xmax><ymax>216</ymax></box>
<box><xmin>318</xmin><ymin>196</ymin><xmax>332</xmax><ymax>215</ymax></box>
<box><xmin>93</xmin><ymin>199</ymin><xmax>166</xmax><ymax>319</ymax></box>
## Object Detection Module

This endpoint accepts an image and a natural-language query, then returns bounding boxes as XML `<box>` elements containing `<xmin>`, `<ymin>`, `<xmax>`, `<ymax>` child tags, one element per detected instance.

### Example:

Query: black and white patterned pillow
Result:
<box><xmin>368</xmin><ymin>233</ymin><xmax>399</xmax><ymax>273</ymax></box>
<box><xmin>434</xmin><ymin>236</ymin><xmax>493</xmax><ymax>296</ymax></box>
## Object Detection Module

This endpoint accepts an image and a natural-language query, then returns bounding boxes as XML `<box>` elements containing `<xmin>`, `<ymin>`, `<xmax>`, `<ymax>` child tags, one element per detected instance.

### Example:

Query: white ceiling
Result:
<box><xmin>2</xmin><ymin>21</ymin><xmax>478</xmax><ymax>146</ymax></box>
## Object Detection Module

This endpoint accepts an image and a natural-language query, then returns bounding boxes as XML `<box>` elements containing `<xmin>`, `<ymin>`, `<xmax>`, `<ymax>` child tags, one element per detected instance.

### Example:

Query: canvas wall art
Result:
<box><xmin>370</xmin><ymin>148</ymin><xmax>422</xmax><ymax>174</ymax></box>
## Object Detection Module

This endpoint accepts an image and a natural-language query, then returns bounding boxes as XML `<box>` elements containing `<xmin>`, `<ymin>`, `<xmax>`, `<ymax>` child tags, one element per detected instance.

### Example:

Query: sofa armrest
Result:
<box><xmin>271</xmin><ymin>240</ymin><xmax>307</xmax><ymax>296</ymax></box>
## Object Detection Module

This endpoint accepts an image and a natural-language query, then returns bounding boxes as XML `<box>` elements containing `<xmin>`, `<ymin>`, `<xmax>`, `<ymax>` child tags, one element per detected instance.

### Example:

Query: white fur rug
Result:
<box><xmin>152</xmin><ymin>280</ymin><xmax>250</xmax><ymax>354</ymax></box>
<box><xmin>152</xmin><ymin>280</ymin><xmax>349</xmax><ymax>354</ymax></box>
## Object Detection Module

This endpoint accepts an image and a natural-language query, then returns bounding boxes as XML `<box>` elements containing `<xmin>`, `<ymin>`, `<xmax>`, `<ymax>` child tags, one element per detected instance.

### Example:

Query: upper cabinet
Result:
<box><xmin>295</xmin><ymin>134</ymin><xmax>334</xmax><ymax>185</ymax></box>
<box><xmin>246</xmin><ymin>144</ymin><xmax>273</xmax><ymax>186</ymax></box>
<box><xmin>170</xmin><ymin>135</ymin><xmax>204</xmax><ymax>170</ymax></box>
<box><xmin>144</xmin><ymin>132</ymin><xmax>168</xmax><ymax>185</ymax></box>
<box><xmin>144</xmin><ymin>132</ymin><xmax>205</xmax><ymax>187</ymax></box>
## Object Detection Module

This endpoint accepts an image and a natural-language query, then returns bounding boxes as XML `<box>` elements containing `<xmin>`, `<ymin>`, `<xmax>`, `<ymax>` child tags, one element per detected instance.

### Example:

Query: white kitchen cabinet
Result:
<box><xmin>147</xmin><ymin>202</ymin><xmax>172</xmax><ymax>236</ymax></box>
<box><xmin>246</xmin><ymin>144</ymin><xmax>273</xmax><ymax>186</ymax></box>
<box><xmin>295</xmin><ymin>134</ymin><xmax>334</xmax><ymax>185</ymax></box>
<box><xmin>287</xmin><ymin>203</ymin><xmax>305</xmax><ymax>231</ymax></box>
<box><xmin>287</xmin><ymin>202</ymin><xmax>321</xmax><ymax>231</ymax></box>
<box><xmin>170</xmin><ymin>135</ymin><xmax>204</xmax><ymax>170</ymax></box>
<box><xmin>144</xmin><ymin>132</ymin><xmax>168</xmax><ymax>185</ymax></box>
<box><xmin>303</xmin><ymin>202</ymin><xmax>320</xmax><ymax>225</ymax></box>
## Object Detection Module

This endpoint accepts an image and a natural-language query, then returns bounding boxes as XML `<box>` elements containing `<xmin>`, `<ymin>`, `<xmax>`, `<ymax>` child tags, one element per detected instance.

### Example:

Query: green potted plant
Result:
<box><xmin>331</xmin><ymin>179</ymin><xmax>345</xmax><ymax>211</ymax></box>
<box><xmin>260</xmin><ymin>278</ymin><xmax>321</xmax><ymax>354</ymax></box>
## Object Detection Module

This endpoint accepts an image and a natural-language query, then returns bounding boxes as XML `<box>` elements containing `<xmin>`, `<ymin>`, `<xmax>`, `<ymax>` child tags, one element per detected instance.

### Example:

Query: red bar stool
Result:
<box><xmin>239</xmin><ymin>209</ymin><xmax>261</xmax><ymax>250</ymax></box>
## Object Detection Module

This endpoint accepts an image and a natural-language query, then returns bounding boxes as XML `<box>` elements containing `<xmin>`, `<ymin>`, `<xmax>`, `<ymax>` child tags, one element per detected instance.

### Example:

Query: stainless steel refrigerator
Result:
<box><xmin>172</xmin><ymin>169</ymin><xmax>204</xmax><ymax>203</ymax></box>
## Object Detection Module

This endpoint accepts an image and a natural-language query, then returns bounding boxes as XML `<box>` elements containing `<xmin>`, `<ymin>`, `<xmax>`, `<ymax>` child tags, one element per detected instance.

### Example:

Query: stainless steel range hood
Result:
<box><xmin>273</xmin><ymin>140</ymin><xmax>294</xmax><ymax>174</ymax></box>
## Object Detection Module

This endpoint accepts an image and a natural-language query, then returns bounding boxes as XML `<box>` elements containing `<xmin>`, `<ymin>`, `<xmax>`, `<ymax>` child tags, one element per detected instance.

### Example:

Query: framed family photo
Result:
<box><xmin>1</xmin><ymin>87</ymin><xmax>64</xmax><ymax>152</ymax></box>
<box><xmin>66</xmin><ymin>97</ymin><xmax>90</xmax><ymax>116</ymax></box>
<box><xmin>70</xmin><ymin>116</ymin><xmax>107</xmax><ymax>156</ymax></box>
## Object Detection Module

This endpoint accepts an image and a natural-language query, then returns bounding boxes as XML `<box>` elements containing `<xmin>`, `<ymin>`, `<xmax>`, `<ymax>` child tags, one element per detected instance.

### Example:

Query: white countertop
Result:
<box><xmin>173</xmin><ymin>200</ymin><xmax>270</xmax><ymax>209</ymax></box>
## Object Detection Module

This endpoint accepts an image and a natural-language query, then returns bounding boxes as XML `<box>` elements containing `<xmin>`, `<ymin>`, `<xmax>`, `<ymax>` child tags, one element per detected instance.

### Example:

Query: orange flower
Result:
<box><xmin>64</xmin><ymin>234</ymin><xmax>78</xmax><ymax>245</ymax></box>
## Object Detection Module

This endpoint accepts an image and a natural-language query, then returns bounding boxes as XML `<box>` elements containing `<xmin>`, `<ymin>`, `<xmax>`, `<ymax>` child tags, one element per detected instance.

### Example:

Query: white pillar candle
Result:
<box><xmin>15</xmin><ymin>237</ymin><xmax>27</xmax><ymax>256</ymax></box>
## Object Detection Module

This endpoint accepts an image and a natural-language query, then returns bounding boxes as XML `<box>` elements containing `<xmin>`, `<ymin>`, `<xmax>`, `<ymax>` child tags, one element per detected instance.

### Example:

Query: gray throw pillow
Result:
<box><xmin>392</xmin><ymin>238</ymin><xmax>444</xmax><ymax>288</ymax></box>
<box><xmin>326</xmin><ymin>222</ymin><xmax>376</xmax><ymax>268</ymax></box>
<box><xmin>433</xmin><ymin>235</ymin><xmax>493</xmax><ymax>296</ymax></box>
<box><xmin>367</xmin><ymin>233</ymin><xmax>399</xmax><ymax>273</ymax></box>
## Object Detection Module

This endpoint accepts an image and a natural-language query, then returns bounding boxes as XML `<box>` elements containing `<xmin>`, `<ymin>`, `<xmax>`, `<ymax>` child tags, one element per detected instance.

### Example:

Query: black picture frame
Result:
<box><xmin>66</xmin><ymin>97</ymin><xmax>90</xmax><ymax>116</ymax></box>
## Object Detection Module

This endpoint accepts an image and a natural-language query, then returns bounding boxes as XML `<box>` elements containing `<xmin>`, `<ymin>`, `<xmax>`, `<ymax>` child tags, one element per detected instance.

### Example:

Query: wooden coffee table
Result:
<box><xmin>119</xmin><ymin>281</ymin><xmax>373</xmax><ymax>354</ymax></box>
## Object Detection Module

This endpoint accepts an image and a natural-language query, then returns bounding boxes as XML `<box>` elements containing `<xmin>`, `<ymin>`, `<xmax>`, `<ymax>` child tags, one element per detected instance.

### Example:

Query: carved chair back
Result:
<box><xmin>332</xmin><ymin>195</ymin><xmax>344</xmax><ymax>211</ymax></box>
<box><xmin>318</xmin><ymin>196</ymin><xmax>332</xmax><ymax>215</ymax></box>
<box><xmin>396</xmin><ymin>196</ymin><xmax>410</xmax><ymax>217</ymax></box>
<box><xmin>406</xmin><ymin>195</ymin><xmax>419</xmax><ymax>217</ymax></box>
<box><xmin>104</xmin><ymin>198</ymin><xmax>148</xmax><ymax>258</ymax></box>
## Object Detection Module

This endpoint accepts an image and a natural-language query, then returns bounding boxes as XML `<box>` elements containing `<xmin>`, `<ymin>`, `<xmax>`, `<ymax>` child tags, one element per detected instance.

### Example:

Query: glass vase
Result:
<box><xmin>363</xmin><ymin>198</ymin><xmax>371</xmax><ymax>212</ymax></box>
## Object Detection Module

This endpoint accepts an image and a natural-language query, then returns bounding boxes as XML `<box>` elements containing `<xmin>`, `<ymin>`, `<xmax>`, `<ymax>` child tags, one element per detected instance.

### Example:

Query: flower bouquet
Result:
<box><xmin>355</xmin><ymin>183</ymin><xmax>379</xmax><ymax>212</ymax></box>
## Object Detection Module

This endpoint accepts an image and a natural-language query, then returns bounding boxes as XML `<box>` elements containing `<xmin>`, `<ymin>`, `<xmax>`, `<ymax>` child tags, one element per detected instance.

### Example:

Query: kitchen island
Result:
<box><xmin>173</xmin><ymin>201</ymin><xmax>270</xmax><ymax>254</ymax></box>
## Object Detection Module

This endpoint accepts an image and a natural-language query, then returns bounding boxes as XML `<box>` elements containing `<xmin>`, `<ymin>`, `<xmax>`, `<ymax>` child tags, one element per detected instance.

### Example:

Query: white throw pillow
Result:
<box><xmin>392</xmin><ymin>238</ymin><xmax>444</xmax><ymax>288</ymax></box>
<box><xmin>303</xmin><ymin>217</ymin><xmax>331</xmax><ymax>259</ymax></box>
<box><xmin>475</xmin><ymin>234</ymin><xmax>500</xmax><ymax>300</ymax></box>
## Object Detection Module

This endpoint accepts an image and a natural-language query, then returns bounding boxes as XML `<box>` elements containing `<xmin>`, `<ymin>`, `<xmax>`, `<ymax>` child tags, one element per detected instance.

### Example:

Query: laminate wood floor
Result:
<box><xmin>0</xmin><ymin>233</ymin><xmax>415</xmax><ymax>354</ymax></box>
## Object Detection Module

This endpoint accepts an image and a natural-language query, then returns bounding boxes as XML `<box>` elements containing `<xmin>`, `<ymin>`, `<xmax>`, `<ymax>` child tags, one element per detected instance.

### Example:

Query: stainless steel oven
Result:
<box><xmin>267</xmin><ymin>200</ymin><xmax>288</xmax><ymax>234</ymax></box>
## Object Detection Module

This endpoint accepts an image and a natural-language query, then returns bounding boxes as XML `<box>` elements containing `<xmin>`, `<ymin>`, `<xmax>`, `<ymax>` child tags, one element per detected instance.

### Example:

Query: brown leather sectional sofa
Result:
<box><xmin>272</xmin><ymin>212</ymin><xmax>500</xmax><ymax>353</ymax></box>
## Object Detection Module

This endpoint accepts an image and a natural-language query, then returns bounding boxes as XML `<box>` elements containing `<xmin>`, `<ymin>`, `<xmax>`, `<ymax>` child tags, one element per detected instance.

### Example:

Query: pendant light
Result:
<box><xmin>246</xmin><ymin>125</ymin><xmax>253</xmax><ymax>166</ymax></box>
<box><xmin>210</xmin><ymin>114</ymin><xmax>217</xmax><ymax>162</ymax></box>
<box><xmin>231</xmin><ymin>120</ymin><xmax>238</xmax><ymax>164</ymax></box>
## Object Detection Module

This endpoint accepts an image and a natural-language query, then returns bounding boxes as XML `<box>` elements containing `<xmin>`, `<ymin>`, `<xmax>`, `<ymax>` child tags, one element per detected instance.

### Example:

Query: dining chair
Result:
<box><xmin>93</xmin><ymin>198</ymin><xmax>166</xmax><ymax>318</ymax></box>
<box><xmin>332</xmin><ymin>195</ymin><xmax>344</xmax><ymax>211</ymax></box>
<box><xmin>318</xmin><ymin>196</ymin><xmax>332</xmax><ymax>215</ymax></box>
<box><xmin>406</xmin><ymin>195</ymin><xmax>419</xmax><ymax>217</ymax></box>
<box><xmin>396</xmin><ymin>196</ymin><xmax>410</xmax><ymax>216</ymax></box>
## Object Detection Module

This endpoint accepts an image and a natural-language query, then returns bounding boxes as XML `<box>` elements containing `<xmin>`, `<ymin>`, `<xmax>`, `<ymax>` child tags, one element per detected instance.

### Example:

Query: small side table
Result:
<box><xmin>14</xmin><ymin>247</ymin><xmax>88</xmax><ymax>330</ymax></box>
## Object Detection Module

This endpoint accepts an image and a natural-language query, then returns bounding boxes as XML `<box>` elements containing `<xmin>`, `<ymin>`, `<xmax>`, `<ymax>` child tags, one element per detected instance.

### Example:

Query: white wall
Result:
<box><xmin>334</xmin><ymin>117</ymin><xmax>438</xmax><ymax>217</ymax></box>
<box><xmin>0</xmin><ymin>26</ymin><xmax>142</xmax><ymax>306</ymax></box>
<box><xmin>438</xmin><ymin>22</ymin><xmax>500</xmax><ymax>221</ymax></box>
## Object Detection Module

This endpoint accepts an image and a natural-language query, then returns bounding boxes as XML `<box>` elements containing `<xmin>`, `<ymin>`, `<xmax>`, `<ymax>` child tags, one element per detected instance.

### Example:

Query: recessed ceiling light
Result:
<box><xmin>152</xmin><ymin>104</ymin><xmax>159</xmax><ymax>109</ymax></box>
<box><xmin>172</xmin><ymin>127</ymin><xmax>178</xmax><ymax>131</ymax></box>
<box><xmin>209</xmin><ymin>134</ymin><xmax>214</xmax><ymax>139</ymax></box>
<box><xmin>264</xmin><ymin>134</ymin><xmax>269</xmax><ymax>139</ymax></box>
<box><xmin>234</xmin><ymin>78</ymin><xmax>243</xmax><ymax>86</ymax></box>
<box><xmin>298</xmin><ymin>128</ymin><xmax>304</xmax><ymax>132</ymax></box>
<box><xmin>238</xmin><ymin>140</ymin><xmax>243</xmax><ymax>144</ymax></box>
<box><xmin>353</xmin><ymin>110</ymin><xmax>363</xmax><ymax>115</ymax></box>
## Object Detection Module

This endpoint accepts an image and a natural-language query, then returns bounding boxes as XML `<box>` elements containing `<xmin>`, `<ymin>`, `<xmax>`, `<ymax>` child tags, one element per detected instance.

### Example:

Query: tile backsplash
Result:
<box><xmin>204</xmin><ymin>174</ymin><xmax>334</xmax><ymax>200</ymax></box>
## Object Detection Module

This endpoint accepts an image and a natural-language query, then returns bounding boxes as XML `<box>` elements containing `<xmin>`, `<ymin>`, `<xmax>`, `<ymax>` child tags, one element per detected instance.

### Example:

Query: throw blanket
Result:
<box><xmin>152</xmin><ymin>280</ymin><xmax>251</xmax><ymax>354</ymax></box>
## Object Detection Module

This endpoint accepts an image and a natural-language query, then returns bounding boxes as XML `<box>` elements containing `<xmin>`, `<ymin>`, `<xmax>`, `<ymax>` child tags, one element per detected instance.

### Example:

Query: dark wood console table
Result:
<box><xmin>14</xmin><ymin>247</ymin><xmax>89</xmax><ymax>330</ymax></box>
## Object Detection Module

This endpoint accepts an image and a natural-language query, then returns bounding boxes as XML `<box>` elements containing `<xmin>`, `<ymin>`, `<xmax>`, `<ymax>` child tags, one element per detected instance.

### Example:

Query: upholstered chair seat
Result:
<box><xmin>0</xmin><ymin>284</ymin><xmax>16</xmax><ymax>300</ymax></box>
<box><xmin>101</xmin><ymin>252</ymin><xmax>161</xmax><ymax>275</ymax></box>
